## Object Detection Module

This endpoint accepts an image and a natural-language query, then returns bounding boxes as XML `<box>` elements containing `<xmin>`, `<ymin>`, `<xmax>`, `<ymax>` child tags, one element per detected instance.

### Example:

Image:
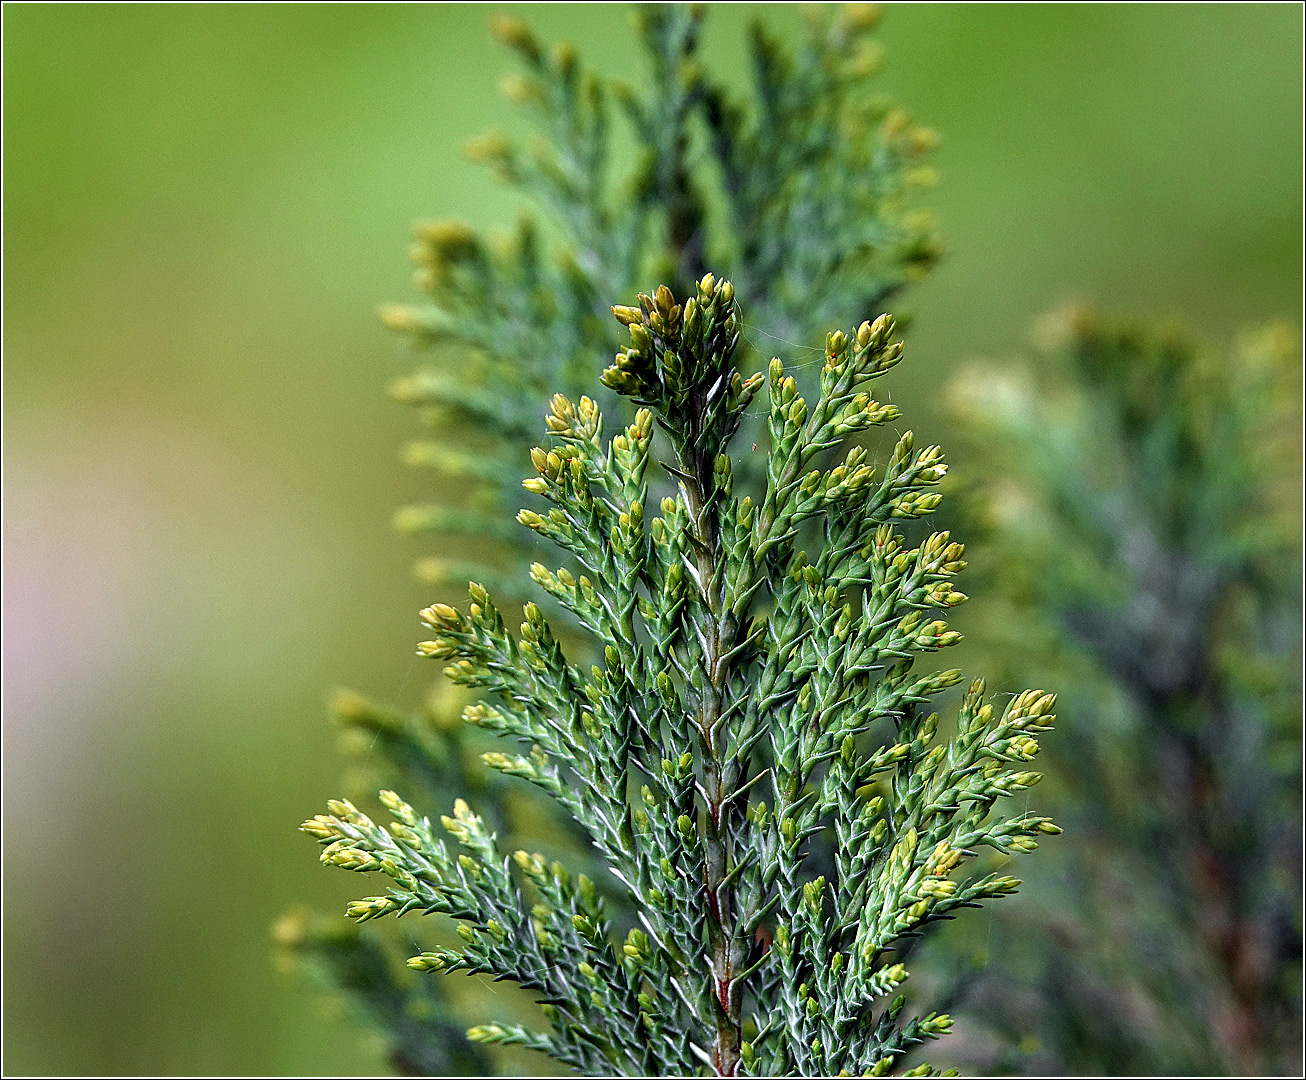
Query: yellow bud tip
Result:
<box><xmin>271</xmin><ymin>910</ymin><xmax>308</xmax><ymax>948</ymax></box>
<box><xmin>498</xmin><ymin>73</ymin><xmax>538</xmax><ymax>105</ymax></box>
<box><xmin>844</xmin><ymin>3</ymin><xmax>882</xmax><ymax>32</ymax></box>
<box><xmin>462</xmin><ymin>132</ymin><xmax>511</xmax><ymax>164</ymax></box>
<box><xmin>377</xmin><ymin>304</ymin><xmax>421</xmax><ymax>332</ymax></box>
<box><xmin>488</xmin><ymin>14</ymin><xmax>532</xmax><ymax>49</ymax></box>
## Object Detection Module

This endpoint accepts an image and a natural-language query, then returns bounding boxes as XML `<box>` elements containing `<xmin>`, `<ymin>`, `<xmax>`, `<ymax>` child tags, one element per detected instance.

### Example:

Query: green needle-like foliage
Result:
<box><xmin>933</xmin><ymin>311</ymin><xmax>1301</xmax><ymax>1075</ymax></box>
<box><xmin>304</xmin><ymin>277</ymin><xmax>1058</xmax><ymax>1076</ymax></box>
<box><xmin>274</xmin><ymin>905</ymin><xmax>492</xmax><ymax>1077</ymax></box>
<box><xmin>383</xmin><ymin>2</ymin><xmax>937</xmax><ymax>601</ymax></box>
<box><xmin>281</xmin><ymin>6</ymin><xmax>947</xmax><ymax>1074</ymax></box>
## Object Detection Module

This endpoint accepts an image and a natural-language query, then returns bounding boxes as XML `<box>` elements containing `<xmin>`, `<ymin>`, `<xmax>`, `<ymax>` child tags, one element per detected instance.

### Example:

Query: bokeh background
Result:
<box><xmin>3</xmin><ymin>3</ymin><xmax>1300</xmax><ymax>1075</ymax></box>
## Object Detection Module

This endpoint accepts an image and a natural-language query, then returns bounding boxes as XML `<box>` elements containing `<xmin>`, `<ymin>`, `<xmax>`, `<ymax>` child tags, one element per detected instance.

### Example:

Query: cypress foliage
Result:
<box><xmin>936</xmin><ymin>311</ymin><xmax>1301</xmax><ymax>1075</ymax></box>
<box><xmin>305</xmin><ymin>278</ymin><xmax>1057</xmax><ymax>1076</ymax></box>
<box><xmin>284</xmin><ymin>6</ymin><xmax>1060</xmax><ymax>1076</ymax></box>
<box><xmin>380</xmin><ymin>3</ymin><xmax>938</xmax><ymax>604</ymax></box>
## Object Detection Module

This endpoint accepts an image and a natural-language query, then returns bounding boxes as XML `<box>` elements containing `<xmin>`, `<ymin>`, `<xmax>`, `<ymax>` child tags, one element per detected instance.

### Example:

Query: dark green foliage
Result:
<box><xmin>935</xmin><ymin>311</ymin><xmax>1302</xmax><ymax>1075</ymax></box>
<box><xmin>274</xmin><ymin>905</ymin><xmax>491</xmax><ymax>1077</ymax></box>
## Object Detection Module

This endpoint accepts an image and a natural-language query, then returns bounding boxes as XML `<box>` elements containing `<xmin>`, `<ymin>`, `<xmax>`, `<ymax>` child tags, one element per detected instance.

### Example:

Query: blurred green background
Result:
<box><xmin>3</xmin><ymin>3</ymin><xmax>1299</xmax><ymax>1075</ymax></box>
